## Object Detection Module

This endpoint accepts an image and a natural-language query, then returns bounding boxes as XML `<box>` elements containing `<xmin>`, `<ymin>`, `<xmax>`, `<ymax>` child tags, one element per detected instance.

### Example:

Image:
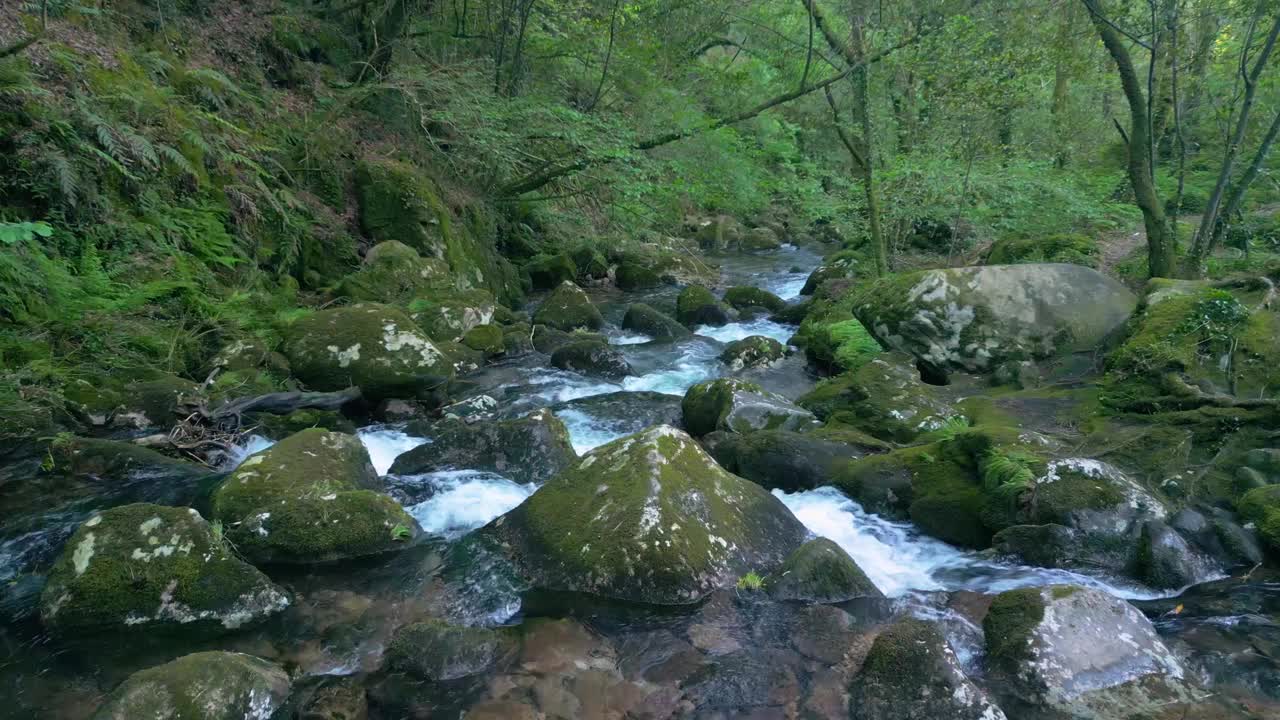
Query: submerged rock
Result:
<box><xmin>682</xmin><ymin>378</ymin><xmax>818</xmax><ymax>437</ymax></box>
<box><xmin>40</xmin><ymin>504</ymin><xmax>288</xmax><ymax>634</ymax></box>
<box><xmin>92</xmin><ymin>651</ymin><xmax>291</xmax><ymax>720</ymax></box>
<box><xmin>385</xmin><ymin>620</ymin><xmax>513</xmax><ymax>680</ymax></box>
<box><xmin>854</xmin><ymin>264</ymin><xmax>1136</xmax><ymax>375</ymax></box>
<box><xmin>284</xmin><ymin>303</ymin><xmax>453</xmax><ymax>398</ymax></box>
<box><xmin>212</xmin><ymin>429</ymin><xmax>420</xmax><ymax>564</ymax></box>
<box><xmin>621</xmin><ymin>303</ymin><xmax>691</xmax><ymax>342</ymax></box>
<box><xmin>550</xmin><ymin>340</ymin><xmax>632</xmax><ymax>379</ymax></box>
<box><xmin>719</xmin><ymin>335</ymin><xmax>785</xmax><ymax>371</ymax></box>
<box><xmin>983</xmin><ymin>585</ymin><xmax>1199</xmax><ymax>719</ymax></box>
<box><xmin>532</xmin><ymin>281</ymin><xmax>604</xmax><ymax>332</ymax></box>
<box><xmin>486</xmin><ymin>425</ymin><xmax>808</xmax><ymax>604</ymax></box>
<box><xmin>850</xmin><ymin>617</ymin><xmax>1006</xmax><ymax>719</ymax></box>
<box><xmin>765</xmin><ymin>538</ymin><xmax>882</xmax><ymax>603</ymax></box>
<box><xmin>393</xmin><ymin>410</ymin><xmax>576</xmax><ymax>484</ymax></box>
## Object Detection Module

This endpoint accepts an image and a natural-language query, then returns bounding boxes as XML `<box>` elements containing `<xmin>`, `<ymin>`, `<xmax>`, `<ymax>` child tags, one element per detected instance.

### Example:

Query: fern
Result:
<box><xmin>980</xmin><ymin>449</ymin><xmax>1037</xmax><ymax>506</ymax></box>
<box><xmin>43</xmin><ymin>149</ymin><xmax>80</xmax><ymax>207</ymax></box>
<box><xmin>157</xmin><ymin>143</ymin><xmax>197</xmax><ymax>180</ymax></box>
<box><xmin>928</xmin><ymin>415</ymin><xmax>971</xmax><ymax>441</ymax></box>
<box><xmin>119</xmin><ymin>126</ymin><xmax>159</xmax><ymax>170</ymax></box>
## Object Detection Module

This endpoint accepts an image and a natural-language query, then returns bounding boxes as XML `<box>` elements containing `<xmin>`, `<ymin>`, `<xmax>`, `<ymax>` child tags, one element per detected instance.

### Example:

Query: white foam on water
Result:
<box><xmin>770</xmin><ymin>275</ymin><xmax>808</xmax><ymax>300</ymax></box>
<box><xmin>696</xmin><ymin>319</ymin><xmax>794</xmax><ymax>344</ymax></box>
<box><xmin>224</xmin><ymin>435</ymin><xmax>275</xmax><ymax>469</ymax></box>
<box><xmin>609</xmin><ymin>331</ymin><xmax>652</xmax><ymax>345</ymax></box>
<box><xmin>775</xmin><ymin>487</ymin><xmax>1174</xmax><ymax>600</ymax></box>
<box><xmin>405</xmin><ymin>470</ymin><xmax>537</xmax><ymax>538</ymax></box>
<box><xmin>357</xmin><ymin>427</ymin><xmax>430</xmax><ymax>475</ymax></box>
<box><xmin>555</xmin><ymin>408</ymin><xmax>629</xmax><ymax>454</ymax></box>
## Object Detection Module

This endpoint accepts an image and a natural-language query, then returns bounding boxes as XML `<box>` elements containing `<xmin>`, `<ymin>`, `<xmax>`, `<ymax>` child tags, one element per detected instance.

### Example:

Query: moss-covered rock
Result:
<box><xmin>393</xmin><ymin>409</ymin><xmax>576</xmax><ymax>484</ymax></box>
<box><xmin>212</xmin><ymin>429</ymin><xmax>419</xmax><ymax>564</ymax></box>
<box><xmin>719</xmin><ymin>335</ymin><xmax>785</xmax><ymax>371</ymax></box>
<box><xmin>703</xmin><ymin>429</ymin><xmax>887</xmax><ymax>492</ymax></box>
<box><xmin>1239</xmin><ymin>484</ymin><xmax>1280</xmax><ymax>553</ymax></box>
<box><xmin>983</xmin><ymin>585</ymin><xmax>1199</xmax><ymax>719</ymax></box>
<box><xmin>853</xmin><ymin>264</ymin><xmax>1137</xmax><ymax>375</ymax></box>
<box><xmin>682</xmin><ymin>378</ymin><xmax>819</xmax><ymax>437</ymax></box>
<box><xmin>336</xmin><ymin>241</ymin><xmax>450</xmax><ymax>304</ymax></box>
<box><xmin>676</xmin><ymin>285</ymin><xmax>731</xmax><ymax>327</ymax></box>
<box><xmin>798</xmin><ymin>353</ymin><xmax>955</xmax><ymax>443</ymax></box>
<box><xmin>850</xmin><ymin>618</ymin><xmax>1007</xmax><ymax>719</ymax></box>
<box><xmin>569</xmin><ymin>245</ymin><xmax>609</xmax><ymax>282</ymax></box>
<box><xmin>739</xmin><ymin>226</ymin><xmax>781</xmax><ymax>251</ymax></box>
<box><xmin>116</xmin><ymin>375</ymin><xmax>202</xmax><ymax>430</ymax></box>
<box><xmin>50</xmin><ymin>437</ymin><xmax>208</xmax><ymax>483</ymax></box>
<box><xmin>40</xmin><ymin>504</ymin><xmax>288</xmax><ymax>634</ymax></box>
<box><xmin>615</xmin><ymin>261</ymin><xmax>662</xmax><ymax>290</ymax></box>
<box><xmin>799</xmin><ymin>252</ymin><xmax>865</xmax><ymax>295</ymax></box>
<box><xmin>486</xmin><ymin>425</ymin><xmax>808</xmax><ymax>604</ymax></box>
<box><xmin>408</xmin><ymin>288</ymin><xmax>497</xmax><ymax>343</ymax></box>
<box><xmin>462</xmin><ymin>324</ymin><xmax>506</xmax><ymax>357</ymax></box>
<box><xmin>284</xmin><ymin>304</ymin><xmax>454</xmax><ymax>399</ymax></box>
<box><xmin>694</xmin><ymin>215</ymin><xmax>744</xmax><ymax>250</ymax></box>
<box><xmin>550</xmin><ymin>340</ymin><xmax>632</xmax><ymax>379</ymax></box>
<box><xmin>385</xmin><ymin>620</ymin><xmax>513</xmax><ymax>681</ymax></box>
<box><xmin>531</xmin><ymin>281</ymin><xmax>604</xmax><ymax>332</ymax></box>
<box><xmin>764</xmin><ymin>537</ymin><xmax>882</xmax><ymax>603</ymax></box>
<box><xmin>986</xmin><ymin>233</ymin><xmax>1100</xmax><ymax>268</ymax></box>
<box><xmin>524</xmin><ymin>253</ymin><xmax>578</xmax><ymax>290</ymax></box>
<box><xmin>621</xmin><ymin>303</ymin><xmax>690</xmax><ymax>342</ymax></box>
<box><xmin>723</xmin><ymin>286</ymin><xmax>786</xmax><ymax>313</ymax></box>
<box><xmin>247</xmin><ymin>409</ymin><xmax>357</xmax><ymax>439</ymax></box>
<box><xmin>530</xmin><ymin>325</ymin><xmax>606</xmax><ymax>354</ymax></box>
<box><xmin>92</xmin><ymin>651</ymin><xmax>291</xmax><ymax>720</ymax></box>
<box><xmin>794</xmin><ymin>316</ymin><xmax>882</xmax><ymax>373</ymax></box>
<box><xmin>211</xmin><ymin>339</ymin><xmax>291</xmax><ymax>376</ymax></box>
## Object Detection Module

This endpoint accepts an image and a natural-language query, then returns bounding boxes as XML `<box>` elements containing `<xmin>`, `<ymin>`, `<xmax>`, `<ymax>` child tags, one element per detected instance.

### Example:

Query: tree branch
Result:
<box><xmin>0</xmin><ymin>35</ymin><xmax>41</xmax><ymax>59</ymax></box>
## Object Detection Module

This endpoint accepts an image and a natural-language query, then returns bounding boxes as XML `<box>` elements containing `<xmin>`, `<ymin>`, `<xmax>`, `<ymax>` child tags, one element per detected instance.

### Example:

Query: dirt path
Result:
<box><xmin>1099</xmin><ymin>224</ymin><xmax>1146</xmax><ymax>276</ymax></box>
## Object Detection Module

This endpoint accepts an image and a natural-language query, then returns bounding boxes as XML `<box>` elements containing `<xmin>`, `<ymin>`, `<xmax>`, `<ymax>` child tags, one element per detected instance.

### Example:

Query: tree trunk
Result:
<box><xmin>1050</xmin><ymin>2</ymin><xmax>1075</xmax><ymax>168</ymax></box>
<box><xmin>1206</xmin><ymin>107</ymin><xmax>1280</xmax><ymax>253</ymax></box>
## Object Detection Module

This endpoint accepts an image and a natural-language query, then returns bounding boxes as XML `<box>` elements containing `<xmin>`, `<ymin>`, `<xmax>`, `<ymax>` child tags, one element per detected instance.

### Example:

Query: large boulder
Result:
<box><xmin>983</xmin><ymin>585</ymin><xmax>1200</xmax><ymax>719</ymax></box>
<box><xmin>532</xmin><ymin>281</ymin><xmax>605</xmax><ymax>332</ymax></box>
<box><xmin>621</xmin><ymin>303</ymin><xmax>691</xmax><ymax>342</ymax></box>
<box><xmin>524</xmin><ymin>253</ymin><xmax>578</xmax><ymax>290</ymax></box>
<box><xmin>485</xmin><ymin>425</ymin><xmax>808</xmax><ymax>604</ymax></box>
<box><xmin>408</xmin><ymin>288</ymin><xmax>497</xmax><ymax>343</ymax></box>
<box><xmin>764</xmin><ymin>538</ymin><xmax>882</xmax><ymax>603</ymax></box>
<box><xmin>682</xmin><ymin>378</ymin><xmax>819</xmax><ymax>437</ymax></box>
<box><xmin>92</xmin><ymin>651</ymin><xmax>291</xmax><ymax>720</ymax></box>
<box><xmin>719</xmin><ymin>335</ymin><xmax>786</xmax><ymax>371</ymax></box>
<box><xmin>40</xmin><ymin>504</ymin><xmax>288</xmax><ymax>634</ymax></box>
<box><xmin>284</xmin><ymin>304</ymin><xmax>453</xmax><ymax>398</ymax></box>
<box><xmin>739</xmin><ymin>226</ymin><xmax>782</xmax><ymax>251</ymax></box>
<box><xmin>694</xmin><ymin>215</ymin><xmax>745</xmax><ymax>250</ymax></box>
<box><xmin>614</xmin><ymin>260</ymin><xmax>662</xmax><ymax>290</ymax></box>
<box><xmin>850</xmin><ymin>618</ymin><xmax>1007</xmax><ymax>719</ymax></box>
<box><xmin>212</xmin><ymin>429</ymin><xmax>420</xmax><ymax>564</ymax></box>
<box><xmin>337</xmin><ymin>241</ymin><xmax>450</xmax><ymax>304</ymax></box>
<box><xmin>676</xmin><ymin>285</ymin><xmax>731</xmax><ymax>327</ymax></box>
<box><xmin>549</xmin><ymin>340</ymin><xmax>632</xmax><ymax>379</ymax></box>
<box><xmin>702</xmin><ymin>430</ymin><xmax>884</xmax><ymax>492</ymax></box>
<box><xmin>723</xmin><ymin>287</ymin><xmax>786</xmax><ymax>313</ymax></box>
<box><xmin>798</xmin><ymin>353</ymin><xmax>958</xmax><ymax>443</ymax></box>
<box><xmin>392</xmin><ymin>410</ymin><xmax>577</xmax><ymax>484</ymax></box>
<box><xmin>854</xmin><ymin>264</ymin><xmax>1136</xmax><ymax>374</ymax></box>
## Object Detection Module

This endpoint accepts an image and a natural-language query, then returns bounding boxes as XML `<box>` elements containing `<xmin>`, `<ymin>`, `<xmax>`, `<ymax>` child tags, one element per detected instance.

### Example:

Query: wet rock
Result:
<box><xmin>485</xmin><ymin>425</ymin><xmax>808</xmax><ymax>604</ymax></box>
<box><xmin>393</xmin><ymin>410</ymin><xmax>576</xmax><ymax>484</ymax></box>
<box><xmin>92</xmin><ymin>651</ymin><xmax>291</xmax><ymax>720</ymax></box>
<box><xmin>1244</xmin><ymin>448</ymin><xmax>1280</xmax><ymax>477</ymax></box>
<box><xmin>115</xmin><ymin>375</ymin><xmax>202</xmax><ymax>430</ymax></box>
<box><xmin>525</xmin><ymin>252</ymin><xmax>578</xmax><ymax>290</ymax></box>
<box><xmin>682</xmin><ymin>650</ymin><xmax>800</xmax><ymax>711</ymax></box>
<box><xmin>702</xmin><ymin>430</ymin><xmax>881</xmax><ymax>492</ymax></box>
<box><xmin>337</xmin><ymin>241</ymin><xmax>450</xmax><ymax>305</ymax></box>
<box><xmin>297</xmin><ymin>677</ymin><xmax>369</xmax><ymax>720</ymax></box>
<box><xmin>850</xmin><ymin>618</ymin><xmax>1006</xmax><ymax>719</ymax></box>
<box><xmin>984</xmin><ymin>585</ymin><xmax>1198</xmax><ymax>719</ymax></box>
<box><xmin>740</xmin><ymin>226</ymin><xmax>782</xmax><ymax>252</ymax></box>
<box><xmin>284</xmin><ymin>303</ymin><xmax>453</xmax><ymax>399</ymax></box>
<box><xmin>800</xmin><ymin>257</ymin><xmax>862</xmax><ymax>296</ymax></box>
<box><xmin>249</xmin><ymin>409</ymin><xmax>358</xmax><ymax>439</ymax></box>
<box><xmin>441</xmin><ymin>394</ymin><xmax>500</xmax><ymax>422</ymax></box>
<box><xmin>50</xmin><ymin>437</ymin><xmax>208</xmax><ymax>484</ymax></box>
<box><xmin>408</xmin><ymin>288</ymin><xmax>497</xmax><ymax>342</ymax></box>
<box><xmin>462</xmin><ymin>323</ymin><xmax>506</xmax><ymax>357</ymax></box>
<box><xmin>682</xmin><ymin>378</ymin><xmax>819</xmax><ymax>437</ymax></box>
<box><xmin>1169</xmin><ymin>507</ymin><xmax>1264</xmax><ymax>568</ymax></box>
<box><xmin>723</xmin><ymin>287</ymin><xmax>786</xmax><ymax>313</ymax></box>
<box><xmin>532</xmin><ymin>281</ymin><xmax>605</xmax><ymax>332</ymax></box>
<box><xmin>764</xmin><ymin>538</ymin><xmax>882</xmax><ymax>603</ymax></box>
<box><xmin>385</xmin><ymin>619</ymin><xmax>512</xmax><ymax>680</ymax></box>
<box><xmin>212</xmin><ymin>429</ymin><xmax>420</xmax><ymax>564</ymax></box>
<box><xmin>854</xmin><ymin>264</ymin><xmax>1136</xmax><ymax>374</ymax></box>
<box><xmin>502</xmin><ymin>324</ymin><xmax>536</xmax><ymax>356</ymax></box>
<box><xmin>40</xmin><ymin>503</ymin><xmax>288</xmax><ymax>634</ymax></box>
<box><xmin>550</xmin><ymin>340</ymin><xmax>633</xmax><ymax>379</ymax></box>
<box><xmin>720</xmin><ymin>335</ymin><xmax>785</xmax><ymax>371</ymax></box>
<box><xmin>570</xmin><ymin>245</ymin><xmax>609</xmax><ymax>283</ymax></box>
<box><xmin>676</xmin><ymin>285</ymin><xmax>732</xmax><ymax>327</ymax></box>
<box><xmin>695</xmin><ymin>215</ymin><xmax>745</xmax><ymax>251</ymax></box>
<box><xmin>1239</xmin><ymin>484</ymin><xmax>1280</xmax><ymax>554</ymax></box>
<box><xmin>615</xmin><ymin>260</ymin><xmax>662</xmax><ymax>290</ymax></box>
<box><xmin>551</xmin><ymin>391</ymin><xmax>684</xmax><ymax>436</ymax></box>
<box><xmin>991</xmin><ymin>359</ymin><xmax>1040</xmax><ymax>389</ymax></box>
<box><xmin>622</xmin><ymin>303</ymin><xmax>691</xmax><ymax>342</ymax></box>
<box><xmin>798</xmin><ymin>352</ymin><xmax>957</xmax><ymax>443</ymax></box>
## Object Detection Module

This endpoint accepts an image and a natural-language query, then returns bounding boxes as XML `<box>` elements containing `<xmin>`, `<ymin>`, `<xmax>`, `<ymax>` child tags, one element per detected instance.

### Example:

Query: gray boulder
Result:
<box><xmin>549</xmin><ymin>340</ymin><xmax>632</xmax><ymax>379</ymax></box>
<box><xmin>394</xmin><ymin>409</ymin><xmax>576</xmax><ymax>484</ymax></box>
<box><xmin>682</xmin><ymin>378</ymin><xmax>819</xmax><ymax>437</ymax></box>
<box><xmin>719</xmin><ymin>335</ymin><xmax>786</xmax><ymax>371</ymax></box>
<box><xmin>92</xmin><ymin>652</ymin><xmax>291</xmax><ymax>720</ymax></box>
<box><xmin>765</xmin><ymin>538</ymin><xmax>882</xmax><ymax>603</ymax></box>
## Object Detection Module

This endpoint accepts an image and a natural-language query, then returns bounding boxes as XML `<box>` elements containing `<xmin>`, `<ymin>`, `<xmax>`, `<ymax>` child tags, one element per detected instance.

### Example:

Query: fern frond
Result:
<box><xmin>119</xmin><ymin>126</ymin><xmax>159</xmax><ymax>170</ymax></box>
<box><xmin>157</xmin><ymin>143</ymin><xmax>197</xmax><ymax>179</ymax></box>
<box><xmin>45</xmin><ymin>149</ymin><xmax>79</xmax><ymax>207</ymax></box>
<box><xmin>928</xmin><ymin>415</ymin><xmax>971</xmax><ymax>442</ymax></box>
<box><xmin>80</xmin><ymin>143</ymin><xmax>140</xmax><ymax>182</ymax></box>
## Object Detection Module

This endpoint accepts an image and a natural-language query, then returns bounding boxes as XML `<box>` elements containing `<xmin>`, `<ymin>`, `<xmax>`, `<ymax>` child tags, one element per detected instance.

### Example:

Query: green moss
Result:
<box><xmin>229</xmin><ymin>490</ymin><xmax>418</xmax><ymax>564</ymax></box>
<box><xmin>408</xmin><ymin>288</ymin><xmax>497</xmax><ymax>342</ymax></box>
<box><xmin>531</xmin><ymin>281</ymin><xmax>604</xmax><ymax>332</ymax></box>
<box><xmin>983</xmin><ymin>587</ymin><xmax>1047</xmax><ymax>670</ymax></box>
<box><xmin>621</xmin><ymin>303</ymin><xmax>690</xmax><ymax>342</ymax></box>
<box><xmin>723</xmin><ymin>286</ymin><xmax>786</xmax><ymax>313</ymax></box>
<box><xmin>462</xmin><ymin>324</ymin><xmax>506</xmax><ymax>356</ymax></box>
<box><xmin>51</xmin><ymin>437</ymin><xmax>204</xmax><ymax>480</ymax></box>
<box><xmin>123</xmin><ymin>375</ymin><xmax>201</xmax><ymax>427</ymax></box>
<box><xmin>247</xmin><ymin>409</ymin><xmax>356</xmax><ymax>439</ymax></box>
<box><xmin>615</xmin><ymin>261</ymin><xmax>662</xmax><ymax>290</ymax></box>
<box><xmin>569</xmin><ymin>245</ymin><xmax>609</xmax><ymax>281</ymax></box>
<box><xmin>720</xmin><ymin>335</ymin><xmax>785</xmax><ymax>370</ymax></box>
<box><xmin>337</xmin><ymin>241</ymin><xmax>450</xmax><ymax>304</ymax></box>
<box><xmin>93</xmin><ymin>651</ymin><xmax>290</xmax><ymax>718</ymax></box>
<box><xmin>675</xmin><ymin>285</ymin><xmax>726</xmax><ymax>326</ymax></box>
<box><xmin>1238</xmin><ymin>484</ymin><xmax>1280</xmax><ymax>552</ymax></box>
<box><xmin>859</xmin><ymin>618</ymin><xmax>945</xmax><ymax>685</ymax></box>
<box><xmin>682</xmin><ymin>378</ymin><xmax>762</xmax><ymax>437</ymax></box>
<box><xmin>1032</xmin><ymin>468</ymin><xmax>1126</xmax><ymax>525</ymax></box>
<box><xmin>986</xmin><ymin>233</ymin><xmax>1099</xmax><ymax>267</ymax></box>
<box><xmin>525</xmin><ymin>253</ymin><xmax>578</xmax><ymax>290</ymax></box>
<box><xmin>764</xmin><ymin>537</ymin><xmax>881</xmax><ymax>602</ymax></box>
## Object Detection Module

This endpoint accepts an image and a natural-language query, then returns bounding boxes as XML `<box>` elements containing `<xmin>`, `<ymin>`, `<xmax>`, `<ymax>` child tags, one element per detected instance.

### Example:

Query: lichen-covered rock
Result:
<box><xmin>532</xmin><ymin>281</ymin><xmax>605</xmax><ymax>332</ymax></box>
<box><xmin>211</xmin><ymin>339</ymin><xmax>291</xmax><ymax>376</ymax></box>
<box><xmin>800</xmin><ymin>253</ymin><xmax>864</xmax><ymax>295</ymax></box>
<box><xmin>393</xmin><ymin>409</ymin><xmax>576</xmax><ymax>484</ymax></box>
<box><xmin>385</xmin><ymin>620</ymin><xmax>512</xmax><ymax>680</ymax></box>
<box><xmin>336</xmin><ymin>241</ymin><xmax>450</xmax><ymax>304</ymax></box>
<box><xmin>854</xmin><ymin>264</ymin><xmax>1137</xmax><ymax>375</ymax></box>
<box><xmin>723</xmin><ymin>287</ymin><xmax>786</xmax><ymax>313</ymax></box>
<box><xmin>850</xmin><ymin>618</ymin><xmax>1007</xmax><ymax>719</ymax></box>
<box><xmin>524</xmin><ymin>253</ymin><xmax>578</xmax><ymax>290</ymax></box>
<box><xmin>549</xmin><ymin>339</ymin><xmax>632</xmax><ymax>379</ymax></box>
<box><xmin>765</xmin><ymin>538</ymin><xmax>882</xmax><ymax>603</ymax></box>
<box><xmin>408</xmin><ymin>288</ymin><xmax>497</xmax><ymax>343</ymax></box>
<box><xmin>92</xmin><ymin>651</ymin><xmax>291</xmax><ymax>720</ymax></box>
<box><xmin>486</xmin><ymin>425</ymin><xmax>808</xmax><ymax>604</ymax></box>
<box><xmin>719</xmin><ymin>335</ymin><xmax>785</xmax><ymax>371</ymax></box>
<box><xmin>676</xmin><ymin>285</ymin><xmax>731</xmax><ymax>327</ymax></box>
<box><xmin>702</xmin><ymin>430</ymin><xmax>886</xmax><ymax>492</ymax></box>
<box><xmin>284</xmin><ymin>304</ymin><xmax>453</xmax><ymax>398</ymax></box>
<box><xmin>615</xmin><ymin>261</ymin><xmax>662</xmax><ymax>290</ymax></box>
<box><xmin>621</xmin><ymin>303</ymin><xmax>690</xmax><ymax>342</ymax></box>
<box><xmin>212</xmin><ymin>429</ymin><xmax>419</xmax><ymax>564</ymax></box>
<box><xmin>40</xmin><ymin>504</ymin><xmax>288</xmax><ymax>634</ymax></box>
<box><xmin>983</xmin><ymin>585</ymin><xmax>1199</xmax><ymax>719</ymax></box>
<box><xmin>462</xmin><ymin>324</ymin><xmax>506</xmax><ymax>357</ymax></box>
<box><xmin>682</xmin><ymin>378</ymin><xmax>818</xmax><ymax>437</ymax></box>
<box><xmin>798</xmin><ymin>353</ymin><xmax>956</xmax><ymax>443</ymax></box>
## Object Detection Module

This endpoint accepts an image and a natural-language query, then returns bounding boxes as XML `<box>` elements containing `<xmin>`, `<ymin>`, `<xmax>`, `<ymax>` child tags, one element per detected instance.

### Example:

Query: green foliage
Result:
<box><xmin>0</xmin><ymin>221</ymin><xmax>53</xmax><ymax>245</ymax></box>
<box><xmin>736</xmin><ymin>571</ymin><xmax>764</xmax><ymax>591</ymax></box>
<box><xmin>927</xmin><ymin>415</ymin><xmax>972</xmax><ymax>442</ymax></box>
<box><xmin>980</xmin><ymin>449</ymin><xmax>1037</xmax><ymax>505</ymax></box>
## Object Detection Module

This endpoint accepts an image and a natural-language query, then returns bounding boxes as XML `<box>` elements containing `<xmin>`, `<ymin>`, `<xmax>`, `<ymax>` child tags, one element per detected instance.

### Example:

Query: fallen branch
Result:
<box><xmin>207</xmin><ymin>387</ymin><xmax>364</xmax><ymax>420</ymax></box>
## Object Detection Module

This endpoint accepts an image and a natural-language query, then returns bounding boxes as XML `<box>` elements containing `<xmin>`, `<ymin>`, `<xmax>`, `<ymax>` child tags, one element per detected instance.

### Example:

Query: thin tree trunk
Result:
<box><xmin>586</xmin><ymin>0</ymin><xmax>621</xmax><ymax>112</ymax></box>
<box><xmin>1206</xmin><ymin>108</ymin><xmax>1280</xmax><ymax>253</ymax></box>
<box><xmin>1051</xmin><ymin>1</ymin><xmax>1075</xmax><ymax>168</ymax></box>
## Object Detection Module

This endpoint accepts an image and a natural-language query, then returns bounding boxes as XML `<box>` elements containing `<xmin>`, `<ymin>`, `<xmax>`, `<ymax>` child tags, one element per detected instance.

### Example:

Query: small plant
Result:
<box><xmin>0</xmin><ymin>221</ymin><xmax>53</xmax><ymax>245</ymax></box>
<box><xmin>928</xmin><ymin>415</ymin><xmax>971</xmax><ymax>442</ymax></box>
<box><xmin>210</xmin><ymin>519</ymin><xmax>224</xmax><ymax>543</ymax></box>
<box><xmin>390</xmin><ymin>523</ymin><xmax>413</xmax><ymax>542</ymax></box>
<box><xmin>981</xmin><ymin>449</ymin><xmax>1038</xmax><ymax>504</ymax></box>
<box><xmin>736</xmin><ymin>571</ymin><xmax>764</xmax><ymax>591</ymax></box>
